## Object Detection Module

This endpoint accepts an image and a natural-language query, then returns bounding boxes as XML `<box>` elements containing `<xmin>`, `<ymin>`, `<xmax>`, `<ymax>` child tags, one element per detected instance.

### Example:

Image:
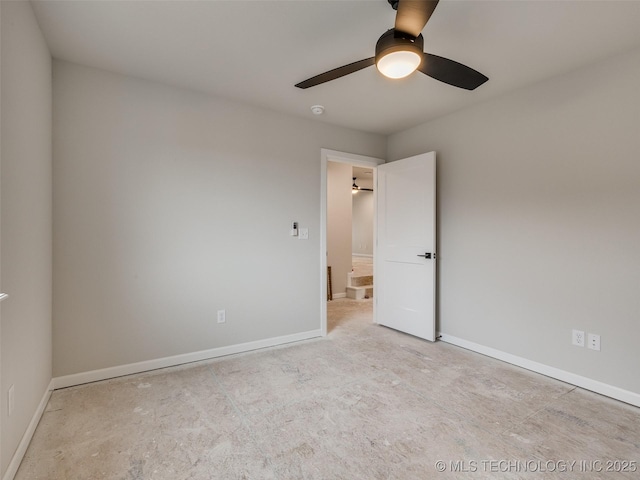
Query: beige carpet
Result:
<box><xmin>16</xmin><ymin>298</ymin><xmax>640</xmax><ymax>479</ymax></box>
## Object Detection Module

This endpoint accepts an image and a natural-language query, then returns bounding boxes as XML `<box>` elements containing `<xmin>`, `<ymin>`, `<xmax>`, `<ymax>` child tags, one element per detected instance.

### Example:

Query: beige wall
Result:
<box><xmin>388</xmin><ymin>47</ymin><xmax>640</xmax><ymax>395</ymax></box>
<box><xmin>1</xmin><ymin>1</ymin><xmax>52</xmax><ymax>475</ymax></box>
<box><xmin>327</xmin><ymin>162</ymin><xmax>353</xmax><ymax>295</ymax></box>
<box><xmin>352</xmin><ymin>190</ymin><xmax>373</xmax><ymax>256</ymax></box>
<box><xmin>52</xmin><ymin>61</ymin><xmax>385</xmax><ymax>376</ymax></box>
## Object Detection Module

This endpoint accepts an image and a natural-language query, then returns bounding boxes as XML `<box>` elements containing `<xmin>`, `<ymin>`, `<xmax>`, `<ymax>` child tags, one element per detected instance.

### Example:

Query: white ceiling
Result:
<box><xmin>32</xmin><ymin>0</ymin><xmax>640</xmax><ymax>135</ymax></box>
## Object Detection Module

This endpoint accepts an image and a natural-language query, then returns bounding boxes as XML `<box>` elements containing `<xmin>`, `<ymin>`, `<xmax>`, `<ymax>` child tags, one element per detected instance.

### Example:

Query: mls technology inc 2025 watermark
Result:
<box><xmin>434</xmin><ymin>459</ymin><xmax>637</xmax><ymax>474</ymax></box>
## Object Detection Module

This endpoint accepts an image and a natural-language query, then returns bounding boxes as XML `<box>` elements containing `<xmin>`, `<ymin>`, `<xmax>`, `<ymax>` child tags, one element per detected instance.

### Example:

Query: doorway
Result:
<box><xmin>320</xmin><ymin>149</ymin><xmax>384</xmax><ymax>336</ymax></box>
<box><xmin>348</xmin><ymin>166</ymin><xmax>374</xmax><ymax>299</ymax></box>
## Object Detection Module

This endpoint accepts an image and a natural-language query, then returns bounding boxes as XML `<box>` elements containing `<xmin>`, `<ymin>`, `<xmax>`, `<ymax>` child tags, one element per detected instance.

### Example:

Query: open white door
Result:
<box><xmin>375</xmin><ymin>152</ymin><xmax>436</xmax><ymax>341</ymax></box>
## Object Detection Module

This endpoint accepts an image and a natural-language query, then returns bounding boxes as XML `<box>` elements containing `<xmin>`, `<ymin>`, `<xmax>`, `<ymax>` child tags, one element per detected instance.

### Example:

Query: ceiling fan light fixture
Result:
<box><xmin>295</xmin><ymin>2</ymin><xmax>489</xmax><ymax>91</ymax></box>
<box><xmin>375</xmin><ymin>29</ymin><xmax>424</xmax><ymax>80</ymax></box>
<box><xmin>377</xmin><ymin>50</ymin><xmax>422</xmax><ymax>79</ymax></box>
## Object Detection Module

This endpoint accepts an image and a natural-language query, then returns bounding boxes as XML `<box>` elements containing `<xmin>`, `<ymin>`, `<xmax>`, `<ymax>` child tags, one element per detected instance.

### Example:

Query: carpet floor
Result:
<box><xmin>16</xmin><ymin>298</ymin><xmax>640</xmax><ymax>479</ymax></box>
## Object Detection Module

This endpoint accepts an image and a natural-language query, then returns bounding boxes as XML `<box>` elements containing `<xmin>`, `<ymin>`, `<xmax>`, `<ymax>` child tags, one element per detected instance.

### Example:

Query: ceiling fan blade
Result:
<box><xmin>395</xmin><ymin>0</ymin><xmax>439</xmax><ymax>38</ymax></box>
<box><xmin>295</xmin><ymin>57</ymin><xmax>375</xmax><ymax>89</ymax></box>
<box><xmin>418</xmin><ymin>53</ymin><xmax>488</xmax><ymax>90</ymax></box>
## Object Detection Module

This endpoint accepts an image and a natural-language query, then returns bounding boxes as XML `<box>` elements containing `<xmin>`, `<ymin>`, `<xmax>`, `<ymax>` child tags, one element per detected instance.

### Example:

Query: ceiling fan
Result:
<box><xmin>352</xmin><ymin>178</ymin><xmax>373</xmax><ymax>193</ymax></box>
<box><xmin>295</xmin><ymin>0</ymin><xmax>488</xmax><ymax>90</ymax></box>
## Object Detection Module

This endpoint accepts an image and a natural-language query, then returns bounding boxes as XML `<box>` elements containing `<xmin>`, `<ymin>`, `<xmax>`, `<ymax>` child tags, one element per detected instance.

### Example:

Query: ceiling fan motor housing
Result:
<box><xmin>375</xmin><ymin>29</ymin><xmax>424</xmax><ymax>63</ymax></box>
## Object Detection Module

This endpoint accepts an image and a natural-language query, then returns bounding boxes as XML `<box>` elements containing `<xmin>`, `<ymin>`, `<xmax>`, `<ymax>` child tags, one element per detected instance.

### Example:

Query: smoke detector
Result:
<box><xmin>310</xmin><ymin>105</ymin><xmax>325</xmax><ymax>115</ymax></box>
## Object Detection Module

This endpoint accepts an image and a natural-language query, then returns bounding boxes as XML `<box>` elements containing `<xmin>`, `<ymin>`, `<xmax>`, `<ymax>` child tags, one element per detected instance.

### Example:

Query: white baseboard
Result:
<box><xmin>331</xmin><ymin>293</ymin><xmax>347</xmax><ymax>299</ymax></box>
<box><xmin>352</xmin><ymin>253</ymin><xmax>373</xmax><ymax>258</ymax></box>
<box><xmin>3</xmin><ymin>379</ymin><xmax>54</xmax><ymax>480</ymax></box>
<box><xmin>53</xmin><ymin>329</ymin><xmax>322</xmax><ymax>390</ymax></box>
<box><xmin>439</xmin><ymin>333</ymin><xmax>640</xmax><ymax>408</ymax></box>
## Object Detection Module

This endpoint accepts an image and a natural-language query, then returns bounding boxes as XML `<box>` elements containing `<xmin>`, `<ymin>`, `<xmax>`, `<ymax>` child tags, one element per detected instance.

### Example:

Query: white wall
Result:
<box><xmin>53</xmin><ymin>61</ymin><xmax>385</xmax><ymax>377</ymax></box>
<box><xmin>388</xmin><ymin>47</ymin><xmax>640</xmax><ymax>395</ymax></box>
<box><xmin>1</xmin><ymin>1</ymin><xmax>52</xmax><ymax>475</ymax></box>
<box><xmin>327</xmin><ymin>161</ymin><xmax>353</xmax><ymax>296</ymax></box>
<box><xmin>352</xmin><ymin>190</ymin><xmax>373</xmax><ymax>256</ymax></box>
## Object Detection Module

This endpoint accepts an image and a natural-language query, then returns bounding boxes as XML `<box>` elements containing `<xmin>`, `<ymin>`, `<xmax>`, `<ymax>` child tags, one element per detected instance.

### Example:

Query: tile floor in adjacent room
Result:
<box><xmin>16</xmin><ymin>298</ymin><xmax>640</xmax><ymax>479</ymax></box>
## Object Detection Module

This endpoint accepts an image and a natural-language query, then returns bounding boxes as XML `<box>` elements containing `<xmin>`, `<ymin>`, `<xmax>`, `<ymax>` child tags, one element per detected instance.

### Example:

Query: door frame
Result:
<box><xmin>320</xmin><ymin>148</ymin><xmax>384</xmax><ymax>336</ymax></box>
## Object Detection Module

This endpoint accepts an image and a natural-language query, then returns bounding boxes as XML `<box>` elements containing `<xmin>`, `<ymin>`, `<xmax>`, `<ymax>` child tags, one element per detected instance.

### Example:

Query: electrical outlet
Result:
<box><xmin>217</xmin><ymin>309</ymin><xmax>226</xmax><ymax>324</ymax></box>
<box><xmin>572</xmin><ymin>329</ymin><xmax>585</xmax><ymax>347</ymax></box>
<box><xmin>8</xmin><ymin>385</ymin><xmax>15</xmax><ymax>417</ymax></box>
<box><xmin>588</xmin><ymin>333</ymin><xmax>601</xmax><ymax>351</ymax></box>
<box><xmin>298</xmin><ymin>228</ymin><xmax>309</xmax><ymax>240</ymax></box>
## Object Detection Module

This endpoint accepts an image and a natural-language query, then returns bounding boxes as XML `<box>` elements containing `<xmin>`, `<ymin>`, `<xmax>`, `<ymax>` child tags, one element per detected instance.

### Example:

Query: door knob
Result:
<box><xmin>417</xmin><ymin>253</ymin><xmax>432</xmax><ymax>259</ymax></box>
